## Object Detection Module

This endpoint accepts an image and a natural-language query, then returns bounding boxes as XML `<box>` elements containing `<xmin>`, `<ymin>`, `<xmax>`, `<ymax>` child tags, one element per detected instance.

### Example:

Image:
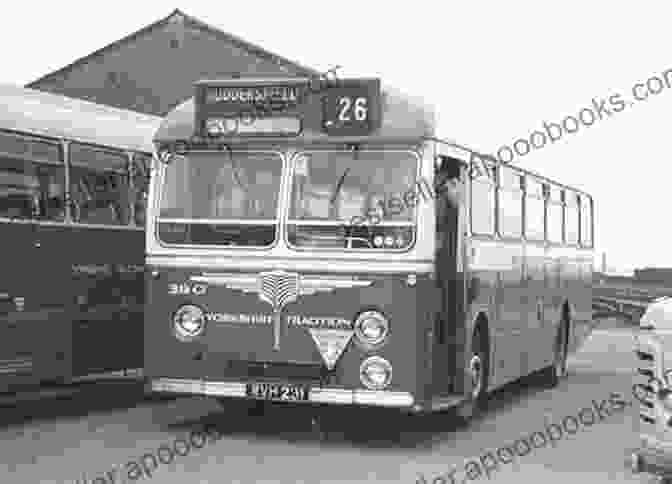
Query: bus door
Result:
<box><xmin>432</xmin><ymin>157</ymin><xmax>465</xmax><ymax>396</ymax></box>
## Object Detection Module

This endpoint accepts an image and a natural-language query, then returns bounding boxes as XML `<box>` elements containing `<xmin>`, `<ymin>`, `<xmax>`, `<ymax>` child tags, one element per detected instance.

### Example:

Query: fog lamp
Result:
<box><xmin>360</xmin><ymin>356</ymin><xmax>392</xmax><ymax>390</ymax></box>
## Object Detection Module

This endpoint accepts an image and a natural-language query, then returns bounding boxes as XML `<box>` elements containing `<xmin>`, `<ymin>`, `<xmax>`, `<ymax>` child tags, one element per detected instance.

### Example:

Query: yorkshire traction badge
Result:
<box><xmin>309</xmin><ymin>328</ymin><xmax>354</xmax><ymax>370</ymax></box>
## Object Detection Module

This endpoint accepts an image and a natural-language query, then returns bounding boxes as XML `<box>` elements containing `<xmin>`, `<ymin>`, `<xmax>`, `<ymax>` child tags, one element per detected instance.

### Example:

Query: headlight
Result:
<box><xmin>360</xmin><ymin>356</ymin><xmax>392</xmax><ymax>390</ymax></box>
<box><xmin>354</xmin><ymin>311</ymin><xmax>389</xmax><ymax>348</ymax></box>
<box><xmin>172</xmin><ymin>304</ymin><xmax>206</xmax><ymax>342</ymax></box>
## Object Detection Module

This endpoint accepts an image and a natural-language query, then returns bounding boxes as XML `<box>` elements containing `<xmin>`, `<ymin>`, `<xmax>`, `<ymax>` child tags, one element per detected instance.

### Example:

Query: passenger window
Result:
<box><xmin>498</xmin><ymin>168</ymin><xmax>523</xmax><ymax>238</ymax></box>
<box><xmin>69</xmin><ymin>143</ymin><xmax>130</xmax><ymax>225</ymax></box>
<box><xmin>565</xmin><ymin>192</ymin><xmax>579</xmax><ymax>245</ymax></box>
<box><xmin>0</xmin><ymin>157</ymin><xmax>39</xmax><ymax>219</ymax></box>
<box><xmin>525</xmin><ymin>178</ymin><xmax>544</xmax><ymax>241</ymax></box>
<box><xmin>0</xmin><ymin>131</ymin><xmax>60</xmax><ymax>164</ymax></box>
<box><xmin>580</xmin><ymin>195</ymin><xmax>593</xmax><ymax>247</ymax></box>
<box><xmin>34</xmin><ymin>162</ymin><xmax>66</xmax><ymax>222</ymax></box>
<box><xmin>470</xmin><ymin>162</ymin><xmax>495</xmax><ymax>235</ymax></box>
<box><xmin>546</xmin><ymin>186</ymin><xmax>563</xmax><ymax>243</ymax></box>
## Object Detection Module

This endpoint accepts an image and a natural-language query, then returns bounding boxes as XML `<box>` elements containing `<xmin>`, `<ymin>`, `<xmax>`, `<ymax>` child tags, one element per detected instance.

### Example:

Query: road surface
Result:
<box><xmin>0</xmin><ymin>317</ymin><xmax>645</xmax><ymax>484</ymax></box>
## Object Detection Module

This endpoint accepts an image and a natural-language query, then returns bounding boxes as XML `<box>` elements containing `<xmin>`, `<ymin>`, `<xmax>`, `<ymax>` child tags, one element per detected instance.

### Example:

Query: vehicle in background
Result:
<box><xmin>145</xmin><ymin>76</ymin><xmax>594</xmax><ymax>420</ymax></box>
<box><xmin>0</xmin><ymin>84</ymin><xmax>161</xmax><ymax>394</ymax></box>
<box><xmin>631</xmin><ymin>296</ymin><xmax>672</xmax><ymax>482</ymax></box>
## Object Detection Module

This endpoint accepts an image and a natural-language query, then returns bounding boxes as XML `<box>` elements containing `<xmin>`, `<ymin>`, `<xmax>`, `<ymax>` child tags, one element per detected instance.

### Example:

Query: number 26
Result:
<box><xmin>338</xmin><ymin>97</ymin><xmax>368</xmax><ymax>122</ymax></box>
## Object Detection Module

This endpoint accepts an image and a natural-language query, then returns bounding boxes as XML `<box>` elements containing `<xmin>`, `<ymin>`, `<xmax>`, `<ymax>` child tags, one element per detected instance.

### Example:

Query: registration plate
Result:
<box><xmin>245</xmin><ymin>382</ymin><xmax>310</xmax><ymax>402</ymax></box>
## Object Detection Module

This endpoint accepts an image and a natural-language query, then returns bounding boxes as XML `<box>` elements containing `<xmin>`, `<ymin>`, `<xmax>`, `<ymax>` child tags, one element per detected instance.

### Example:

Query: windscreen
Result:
<box><xmin>287</xmin><ymin>150</ymin><xmax>418</xmax><ymax>250</ymax></box>
<box><xmin>157</xmin><ymin>151</ymin><xmax>282</xmax><ymax>246</ymax></box>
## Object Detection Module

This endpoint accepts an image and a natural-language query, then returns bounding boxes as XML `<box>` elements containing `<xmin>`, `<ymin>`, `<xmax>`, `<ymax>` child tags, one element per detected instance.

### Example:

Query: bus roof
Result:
<box><xmin>153</xmin><ymin>81</ymin><xmax>437</xmax><ymax>145</ymax></box>
<box><xmin>0</xmin><ymin>83</ymin><xmax>162</xmax><ymax>153</ymax></box>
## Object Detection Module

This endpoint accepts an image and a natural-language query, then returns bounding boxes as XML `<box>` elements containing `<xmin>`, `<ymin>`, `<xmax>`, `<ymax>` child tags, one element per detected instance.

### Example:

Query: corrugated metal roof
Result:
<box><xmin>0</xmin><ymin>83</ymin><xmax>161</xmax><ymax>153</ymax></box>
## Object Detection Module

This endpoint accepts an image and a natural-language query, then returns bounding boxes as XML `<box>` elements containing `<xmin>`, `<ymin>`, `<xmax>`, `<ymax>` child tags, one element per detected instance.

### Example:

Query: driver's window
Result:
<box><xmin>293</xmin><ymin>153</ymin><xmax>336</xmax><ymax>220</ymax></box>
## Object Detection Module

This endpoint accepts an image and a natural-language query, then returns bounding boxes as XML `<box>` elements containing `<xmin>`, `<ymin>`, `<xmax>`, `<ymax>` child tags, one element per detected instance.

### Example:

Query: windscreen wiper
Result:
<box><xmin>224</xmin><ymin>145</ymin><xmax>249</xmax><ymax>193</ymax></box>
<box><xmin>330</xmin><ymin>168</ymin><xmax>350</xmax><ymax>205</ymax></box>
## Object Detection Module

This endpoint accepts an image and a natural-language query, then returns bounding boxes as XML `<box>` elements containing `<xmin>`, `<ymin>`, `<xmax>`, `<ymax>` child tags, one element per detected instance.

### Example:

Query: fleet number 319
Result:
<box><xmin>168</xmin><ymin>283</ymin><xmax>207</xmax><ymax>296</ymax></box>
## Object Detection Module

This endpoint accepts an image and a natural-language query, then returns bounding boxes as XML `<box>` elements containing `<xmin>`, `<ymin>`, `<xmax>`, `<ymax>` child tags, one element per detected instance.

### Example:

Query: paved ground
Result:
<box><xmin>0</xmin><ymin>317</ymin><xmax>649</xmax><ymax>484</ymax></box>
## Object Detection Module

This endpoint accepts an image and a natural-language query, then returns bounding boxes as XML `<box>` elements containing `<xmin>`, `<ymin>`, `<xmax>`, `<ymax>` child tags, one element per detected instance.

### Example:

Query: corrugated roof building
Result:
<box><xmin>27</xmin><ymin>9</ymin><xmax>317</xmax><ymax>117</ymax></box>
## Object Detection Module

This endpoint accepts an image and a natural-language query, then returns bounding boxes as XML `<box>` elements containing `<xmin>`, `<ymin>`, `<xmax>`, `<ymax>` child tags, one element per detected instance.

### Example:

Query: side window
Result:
<box><xmin>132</xmin><ymin>153</ymin><xmax>151</xmax><ymax>226</ymax></box>
<box><xmin>0</xmin><ymin>132</ymin><xmax>63</xmax><ymax>221</ymax></box>
<box><xmin>0</xmin><ymin>157</ymin><xmax>39</xmax><ymax>220</ymax></box>
<box><xmin>469</xmin><ymin>161</ymin><xmax>495</xmax><ymax>235</ymax></box>
<box><xmin>565</xmin><ymin>192</ymin><xmax>579</xmax><ymax>245</ymax></box>
<box><xmin>498</xmin><ymin>167</ymin><xmax>523</xmax><ymax>238</ymax></box>
<box><xmin>546</xmin><ymin>185</ymin><xmax>563</xmax><ymax>243</ymax></box>
<box><xmin>525</xmin><ymin>178</ymin><xmax>545</xmax><ymax>241</ymax></box>
<box><xmin>69</xmin><ymin>143</ymin><xmax>130</xmax><ymax>225</ymax></box>
<box><xmin>35</xmin><ymin>162</ymin><xmax>66</xmax><ymax>222</ymax></box>
<box><xmin>580</xmin><ymin>195</ymin><xmax>593</xmax><ymax>247</ymax></box>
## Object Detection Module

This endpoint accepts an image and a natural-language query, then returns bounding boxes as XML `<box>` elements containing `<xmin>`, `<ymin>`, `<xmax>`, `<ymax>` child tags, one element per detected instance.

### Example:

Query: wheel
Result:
<box><xmin>457</xmin><ymin>326</ymin><xmax>489</xmax><ymax>422</ymax></box>
<box><xmin>469</xmin><ymin>326</ymin><xmax>489</xmax><ymax>408</ymax></box>
<box><xmin>541</xmin><ymin>320</ymin><xmax>568</xmax><ymax>388</ymax></box>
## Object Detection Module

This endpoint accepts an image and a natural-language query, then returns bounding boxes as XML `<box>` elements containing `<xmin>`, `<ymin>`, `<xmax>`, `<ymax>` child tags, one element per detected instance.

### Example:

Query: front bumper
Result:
<box><xmin>150</xmin><ymin>377</ymin><xmax>415</xmax><ymax>409</ymax></box>
<box><xmin>631</xmin><ymin>436</ymin><xmax>672</xmax><ymax>477</ymax></box>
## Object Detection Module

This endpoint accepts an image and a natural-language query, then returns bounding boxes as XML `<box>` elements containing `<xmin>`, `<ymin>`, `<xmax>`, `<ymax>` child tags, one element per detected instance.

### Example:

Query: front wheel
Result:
<box><xmin>540</xmin><ymin>321</ymin><xmax>568</xmax><ymax>388</ymax></box>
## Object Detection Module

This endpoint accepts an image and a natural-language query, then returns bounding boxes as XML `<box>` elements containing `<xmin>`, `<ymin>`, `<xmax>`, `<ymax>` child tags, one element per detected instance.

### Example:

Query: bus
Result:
<box><xmin>146</xmin><ymin>76</ymin><xmax>594</xmax><ymax>419</ymax></box>
<box><xmin>0</xmin><ymin>83</ymin><xmax>161</xmax><ymax>394</ymax></box>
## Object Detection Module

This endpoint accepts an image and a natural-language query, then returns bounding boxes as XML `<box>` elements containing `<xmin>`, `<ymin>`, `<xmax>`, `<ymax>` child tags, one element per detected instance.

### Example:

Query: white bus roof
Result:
<box><xmin>0</xmin><ymin>84</ymin><xmax>162</xmax><ymax>153</ymax></box>
<box><xmin>154</xmin><ymin>80</ymin><xmax>437</xmax><ymax>145</ymax></box>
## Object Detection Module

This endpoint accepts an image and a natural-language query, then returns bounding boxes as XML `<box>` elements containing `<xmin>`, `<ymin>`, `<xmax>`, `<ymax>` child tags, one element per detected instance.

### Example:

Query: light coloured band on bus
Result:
<box><xmin>147</xmin><ymin>255</ymin><xmax>435</xmax><ymax>275</ymax></box>
<box><xmin>150</xmin><ymin>378</ymin><xmax>414</xmax><ymax>408</ymax></box>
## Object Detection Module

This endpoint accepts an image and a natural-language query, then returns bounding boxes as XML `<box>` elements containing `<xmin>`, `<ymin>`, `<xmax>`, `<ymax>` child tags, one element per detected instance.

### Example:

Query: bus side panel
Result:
<box><xmin>469</xmin><ymin>238</ymin><xmax>523</xmax><ymax>390</ymax></box>
<box><xmin>0</xmin><ymin>221</ymin><xmax>44</xmax><ymax>390</ymax></box>
<box><xmin>65</xmin><ymin>226</ymin><xmax>144</xmax><ymax>377</ymax></box>
<box><xmin>567</xmin><ymin>253</ymin><xmax>593</xmax><ymax>355</ymax></box>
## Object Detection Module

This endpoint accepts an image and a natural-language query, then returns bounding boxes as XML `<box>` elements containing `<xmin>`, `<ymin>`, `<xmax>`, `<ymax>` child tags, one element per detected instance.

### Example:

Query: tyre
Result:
<box><xmin>540</xmin><ymin>320</ymin><xmax>568</xmax><ymax>388</ymax></box>
<box><xmin>457</xmin><ymin>326</ymin><xmax>489</xmax><ymax>422</ymax></box>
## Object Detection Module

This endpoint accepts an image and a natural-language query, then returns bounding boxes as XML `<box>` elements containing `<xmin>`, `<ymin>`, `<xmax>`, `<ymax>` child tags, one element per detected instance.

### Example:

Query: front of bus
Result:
<box><xmin>145</xmin><ymin>77</ymin><xmax>442</xmax><ymax>412</ymax></box>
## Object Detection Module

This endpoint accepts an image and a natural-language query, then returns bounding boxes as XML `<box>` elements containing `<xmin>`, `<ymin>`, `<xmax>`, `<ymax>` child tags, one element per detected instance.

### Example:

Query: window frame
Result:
<box><xmin>497</xmin><ymin>165</ymin><xmax>524</xmax><ymax>240</ymax></box>
<box><xmin>469</xmin><ymin>158</ymin><xmax>497</xmax><ymax>237</ymax></box>
<box><xmin>285</xmin><ymin>149</ymin><xmax>420</xmax><ymax>253</ymax></box>
<box><xmin>67</xmin><ymin>142</ymin><xmax>133</xmax><ymax>227</ymax></box>
<box><xmin>155</xmin><ymin>149</ymin><xmax>285</xmax><ymax>250</ymax></box>
<box><xmin>524</xmin><ymin>176</ymin><xmax>545</xmax><ymax>243</ymax></box>
<box><xmin>579</xmin><ymin>194</ymin><xmax>594</xmax><ymax>248</ymax></box>
<box><xmin>563</xmin><ymin>190</ymin><xmax>580</xmax><ymax>246</ymax></box>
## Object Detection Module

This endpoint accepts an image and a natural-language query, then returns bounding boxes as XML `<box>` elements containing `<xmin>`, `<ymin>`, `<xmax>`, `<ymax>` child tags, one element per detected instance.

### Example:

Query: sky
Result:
<box><xmin>2</xmin><ymin>1</ymin><xmax>670</xmax><ymax>272</ymax></box>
